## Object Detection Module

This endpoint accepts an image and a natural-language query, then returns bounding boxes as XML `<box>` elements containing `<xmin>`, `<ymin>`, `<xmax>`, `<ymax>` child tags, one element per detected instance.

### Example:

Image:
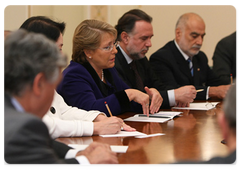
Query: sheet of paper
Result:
<box><xmin>172</xmin><ymin>102</ymin><xmax>219</xmax><ymax>110</ymax></box>
<box><xmin>124</xmin><ymin>115</ymin><xmax>170</xmax><ymax>123</ymax></box>
<box><xmin>124</xmin><ymin>111</ymin><xmax>182</xmax><ymax>123</ymax></box>
<box><xmin>150</xmin><ymin>111</ymin><xmax>182</xmax><ymax>118</ymax></box>
<box><xmin>69</xmin><ymin>144</ymin><xmax>128</xmax><ymax>153</ymax></box>
<box><xmin>100</xmin><ymin>131</ymin><xmax>146</xmax><ymax>138</ymax></box>
<box><xmin>134</xmin><ymin>133</ymin><xmax>165</xmax><ymax>138</ymax></box>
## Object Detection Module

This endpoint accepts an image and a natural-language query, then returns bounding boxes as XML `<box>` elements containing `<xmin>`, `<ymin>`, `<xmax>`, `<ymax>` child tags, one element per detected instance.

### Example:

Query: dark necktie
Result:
<box><xmin>129</xmin><ymin>61</ymin><xmax>144</xmax><ymax>91</ymax></box>
<box><xmin>187</xmin><ymin>57</ymin><xmax>194</xmax><ymax>76</ymax></box>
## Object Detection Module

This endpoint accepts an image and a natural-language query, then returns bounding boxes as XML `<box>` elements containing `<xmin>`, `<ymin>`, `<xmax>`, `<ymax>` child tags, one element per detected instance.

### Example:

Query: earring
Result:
<box><xmin>88</xmin><ymin>56</ymin><xmax>92</xmax><ymax>59</ymax></box>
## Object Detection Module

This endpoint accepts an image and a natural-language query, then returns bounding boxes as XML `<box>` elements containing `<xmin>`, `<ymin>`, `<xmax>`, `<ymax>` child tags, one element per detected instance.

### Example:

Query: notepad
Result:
<box><xmin>124</xmin><ymin>111</ymin><xmax>182</xmax><ymax>123</ymax></box>
<box><xmin>100</xmin><ymin>131</ymin><xmax>146</xmax><ymax>137</ymax></box>
<box><xmin>134</xmin><ymin>133</ymin><xmax>165</xmax><ymax>138</ymax></box>
<box><xmin>69</xmin><ymin>144</ymin><xmax>128</xmax><ymax>153</ymax></box>
<box><xmin>172</xmin><ymin>102</ymin><xmax>219</xmax><ymax>110</ymax></box>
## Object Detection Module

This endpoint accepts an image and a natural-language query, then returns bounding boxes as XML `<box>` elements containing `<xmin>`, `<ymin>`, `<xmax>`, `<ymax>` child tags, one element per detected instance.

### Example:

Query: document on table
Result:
<box><xmin>100</xmin><ymin>131</ymin><xmax>146</xmax><ymax>137</ymax></box>
<box><xmin>123</xmin><ymin>111</ymin><xmax>182</xmax><ymax>123</ymax></box>
<box><xmin>69</xmin><ymin>144</ymin><xmax>128</xmax><ymax>153</ymax></box>
<box><xmin>135</xmin><ymin>133</ymin><xmax>165</xmax><ymax>138</ymax></box>
<box><xmin>172</xmin><ymin>102</ymin><xmax>219</xmax><ymax>110</ymax></box>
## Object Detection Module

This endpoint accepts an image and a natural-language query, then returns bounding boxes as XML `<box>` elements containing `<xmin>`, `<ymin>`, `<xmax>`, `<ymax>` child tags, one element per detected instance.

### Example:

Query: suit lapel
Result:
<box><xmin>170</xmin><ymin>42</ymin><xmax>193</xmax><ymax>83</ymax></box>
<box><xmin>116</xmin><ymin>48</ymin><xmax>136</xmax><ymax>86</ymax></box>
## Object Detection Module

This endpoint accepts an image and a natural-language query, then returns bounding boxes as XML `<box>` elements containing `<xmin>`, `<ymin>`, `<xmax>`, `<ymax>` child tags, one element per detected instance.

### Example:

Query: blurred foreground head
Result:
<box><xmin>5</xmin><ymin>29</ymin><xmax>67</xmax><ymax>96</ymax></box>
<box><xmin>223</xmin><ymin>81</ymin><xmax>236</xmax><ymax>132</ymax></box>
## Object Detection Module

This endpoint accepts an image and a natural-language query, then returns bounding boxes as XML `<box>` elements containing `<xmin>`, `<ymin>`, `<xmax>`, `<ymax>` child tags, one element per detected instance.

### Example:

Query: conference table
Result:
<box><xmin>56</xmin><ymin>100</ymin><xmax>229</xmax><ymax>164</ymax></box>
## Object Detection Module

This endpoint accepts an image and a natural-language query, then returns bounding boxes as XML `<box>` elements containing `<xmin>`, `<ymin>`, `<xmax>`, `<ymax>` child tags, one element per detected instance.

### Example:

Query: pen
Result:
<box><xmin>138</xmin><ymin>114</ymin><xmax>171</xmax><ymax>119</ymax></box>
<box><xmin>230</xmin><ymin>74</ymin><xmax>233</xmax><ymax>84</ymax></box>
<box><xmin>104</xmin><ymin>101</ymin><xmax>113</xmax><ymax>117</ymax></box>
<box><xmin>196</xmin><ymin>89</ymin><xmax>204</xmax><ymax>92</ymax></box>
<box><xmin>105</xmin><ymin>101</ymin><xmax>125</xmax><ymax>130</ymax></box>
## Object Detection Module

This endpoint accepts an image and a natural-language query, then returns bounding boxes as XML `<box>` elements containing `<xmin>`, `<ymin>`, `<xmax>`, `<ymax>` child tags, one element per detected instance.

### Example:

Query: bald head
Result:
<box><xmin>175</xmin><ymin>13</ymin><xmax>206</xmax><ymax>57</ymax></box>
<box><xmin>176</xmin><ymin>13</ymin><xmax>205</xmax><ymax>30</ymax></box>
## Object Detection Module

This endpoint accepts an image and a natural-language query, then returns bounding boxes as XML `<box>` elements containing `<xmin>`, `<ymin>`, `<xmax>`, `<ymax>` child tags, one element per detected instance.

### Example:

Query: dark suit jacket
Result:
<box><xmin>212</xmin><ymin>32</ymin><xmax>236</xmax><ymax>85</ymax></box>
<box><xmin>57</xmin><ymin>61</ymin><xmax>142</xmax><ymax>116</ymax></box>
<box><xmin>115</xmin><ymin>47</ymin><xmax>170</xmax><ymax>108</ymax></box>
<box><xmin>177</xmin><ymin>150</ymin><xmax>236</xmax><ymax>164</ymax></box>
<box><xmin>150</xmin><ymin>40</ymin><xmax>222</xmax><ymax>100</ymax></box>
<box><xmin>4</xmin><ymin>94</ymin><xmax>78</xmax><ymax>164</ymax></box>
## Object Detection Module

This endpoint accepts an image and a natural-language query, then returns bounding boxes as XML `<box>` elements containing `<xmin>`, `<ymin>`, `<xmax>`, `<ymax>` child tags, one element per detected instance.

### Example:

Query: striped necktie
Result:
<box><xmin>187</xmin><ymin>58</ymin><xmax>193</xmax><ymax>76</ymax></box>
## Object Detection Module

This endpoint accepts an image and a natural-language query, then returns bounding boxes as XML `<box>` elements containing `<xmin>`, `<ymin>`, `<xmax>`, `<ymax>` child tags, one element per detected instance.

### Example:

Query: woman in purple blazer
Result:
<box><xmin>57</xmin><ymin>19</ymin><xmax>161</xmax><ymax>117</ymax></box>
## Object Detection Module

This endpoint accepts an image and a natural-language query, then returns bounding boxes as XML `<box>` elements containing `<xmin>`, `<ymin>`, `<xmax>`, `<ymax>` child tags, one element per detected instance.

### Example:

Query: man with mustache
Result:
<box><xmin>115</xmin><ymin>9</ymin><xmax>197</xmax><ymax>108</ymax></box>
<box><xmin>150</xmin><ymin>13</ymin><xmax>230</xmax><ymax>100</ymax></box>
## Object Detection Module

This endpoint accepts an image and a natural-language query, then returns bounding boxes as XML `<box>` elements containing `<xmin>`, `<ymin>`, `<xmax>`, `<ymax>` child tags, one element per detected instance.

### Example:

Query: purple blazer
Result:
<box><xmin>57</xmin><ymin>61</ymin><xmax>142</xmax><ymax>116</ymax></box>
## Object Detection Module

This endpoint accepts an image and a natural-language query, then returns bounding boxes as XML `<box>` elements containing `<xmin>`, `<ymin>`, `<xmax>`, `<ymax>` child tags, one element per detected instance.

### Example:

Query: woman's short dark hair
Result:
<box><xmin>19</xmin><ymin>16</ymin><xmax>65</xmax><ymax>42</ymax></box>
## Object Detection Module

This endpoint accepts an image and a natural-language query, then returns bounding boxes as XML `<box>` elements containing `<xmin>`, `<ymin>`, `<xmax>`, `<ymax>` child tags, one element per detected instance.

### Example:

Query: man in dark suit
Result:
<box><xmin>150</xmin><ymin>13</ymin><xmax>230</xmax><ymax>100</ymax></box>
<box><xmin>4</xmin><ymin>30</ymin><xmax>118</xmax><ymax>164</ymax></box>
<box><xmin>114</xmin><ymin>9</ymin><xmax>197</xmax><ymax>108</ymax></box>
<box><xmin>212</xmin><ymin>32</ymin><xmax>236</xmax><ymax>85</ymax></box>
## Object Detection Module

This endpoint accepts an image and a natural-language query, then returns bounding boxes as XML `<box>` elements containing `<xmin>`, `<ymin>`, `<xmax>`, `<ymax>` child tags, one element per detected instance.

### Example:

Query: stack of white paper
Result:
<box><xmin>172</xmin><ymin>102</ymin><xmax>219</xmax><ymax>110</ymax></box>
<box><xmin>123</xmin><ymin>111</ymin><xmax>182</xmax><ymax>123</ymax></box>
<box><xmin>134</xmin><ymin>133</ymin><xmax>165</xmax><ymax>138</ymax></box>
<box><xmin>100</xmin><ymin>130</ymin><xmax>165</xmax><ymax>139</ymax></box>
<box><xmin>100</xmin><ymin>131</ymin><xmax>146</xmax><ymax>137</ymax></box>
<box><xmin>69</xmin><ymin>144</ymin><xmax>129</xmax><ymax>153</ymax></box>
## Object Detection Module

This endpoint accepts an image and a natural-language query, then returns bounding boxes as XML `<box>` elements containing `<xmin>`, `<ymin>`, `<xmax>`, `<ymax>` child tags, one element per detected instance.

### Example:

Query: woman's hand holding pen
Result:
<box><xmin>103</xmin><ymin>101</ymin><xmax>136</xmax><ymax>132</ymax></box>
<box><xmin>93</xmin><ymin>116</ymin><xmax>123</xmax><ymax>135</ymax></box>
<box><xmin>93</xmin><ymin>114</ymin><xmax>135</xmax><ymax>135</ymax></box>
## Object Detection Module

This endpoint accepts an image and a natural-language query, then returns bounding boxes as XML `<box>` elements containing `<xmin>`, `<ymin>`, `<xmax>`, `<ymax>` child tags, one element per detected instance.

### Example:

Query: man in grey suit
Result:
<box><xmin>4</xmin><ymin>30</ymin><xmax>118</xmax><ymax>164</ymax></box>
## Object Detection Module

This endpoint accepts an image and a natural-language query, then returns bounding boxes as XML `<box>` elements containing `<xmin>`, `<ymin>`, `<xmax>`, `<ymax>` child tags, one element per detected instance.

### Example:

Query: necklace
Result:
<box><xmin>101</xmin><ymin>70</ymin><xmax>104</xmax><ymax>81</ymax></box>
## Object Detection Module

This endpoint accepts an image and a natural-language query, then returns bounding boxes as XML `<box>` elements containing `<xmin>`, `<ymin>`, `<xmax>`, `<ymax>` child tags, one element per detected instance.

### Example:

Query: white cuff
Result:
<box><xmin>65</xmin><ymin>149</ymin><xmax>82</xmax><ymax>159</ymax></box>
<box><xmin>206</xmin><ymin>86</ymin><xmax>210</xmax><ymax>100</ymax></box>
<box><xmin>81</xmin><ymin>121</ymin><xmax>94</xmax><ymax>136</ymax></box>
<box><xmin>76</xmin><ymin>155</ymin><xmax>90</xmax><ymax>165</ymax></box>
<box><xmin>167</xmin><ymin>89</ymin><xmax>176</xmax><ymax>106</ymax></box>
<box><xmin>65</xmin><ymin>149</ymin><xmax>90</xmax><ymax>164</ymax></box>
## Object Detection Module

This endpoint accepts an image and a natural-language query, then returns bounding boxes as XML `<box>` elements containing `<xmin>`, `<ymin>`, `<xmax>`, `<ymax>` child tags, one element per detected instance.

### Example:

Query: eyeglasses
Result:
<box><xmin>205</xmin><ymin>102</ymin><xmax>215</xmax><ymax>109</ymax></box>
<box><xmin>99</xmin><ymin>41</ymin><xmax>119</xmax><ymax>52</ymax></box>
